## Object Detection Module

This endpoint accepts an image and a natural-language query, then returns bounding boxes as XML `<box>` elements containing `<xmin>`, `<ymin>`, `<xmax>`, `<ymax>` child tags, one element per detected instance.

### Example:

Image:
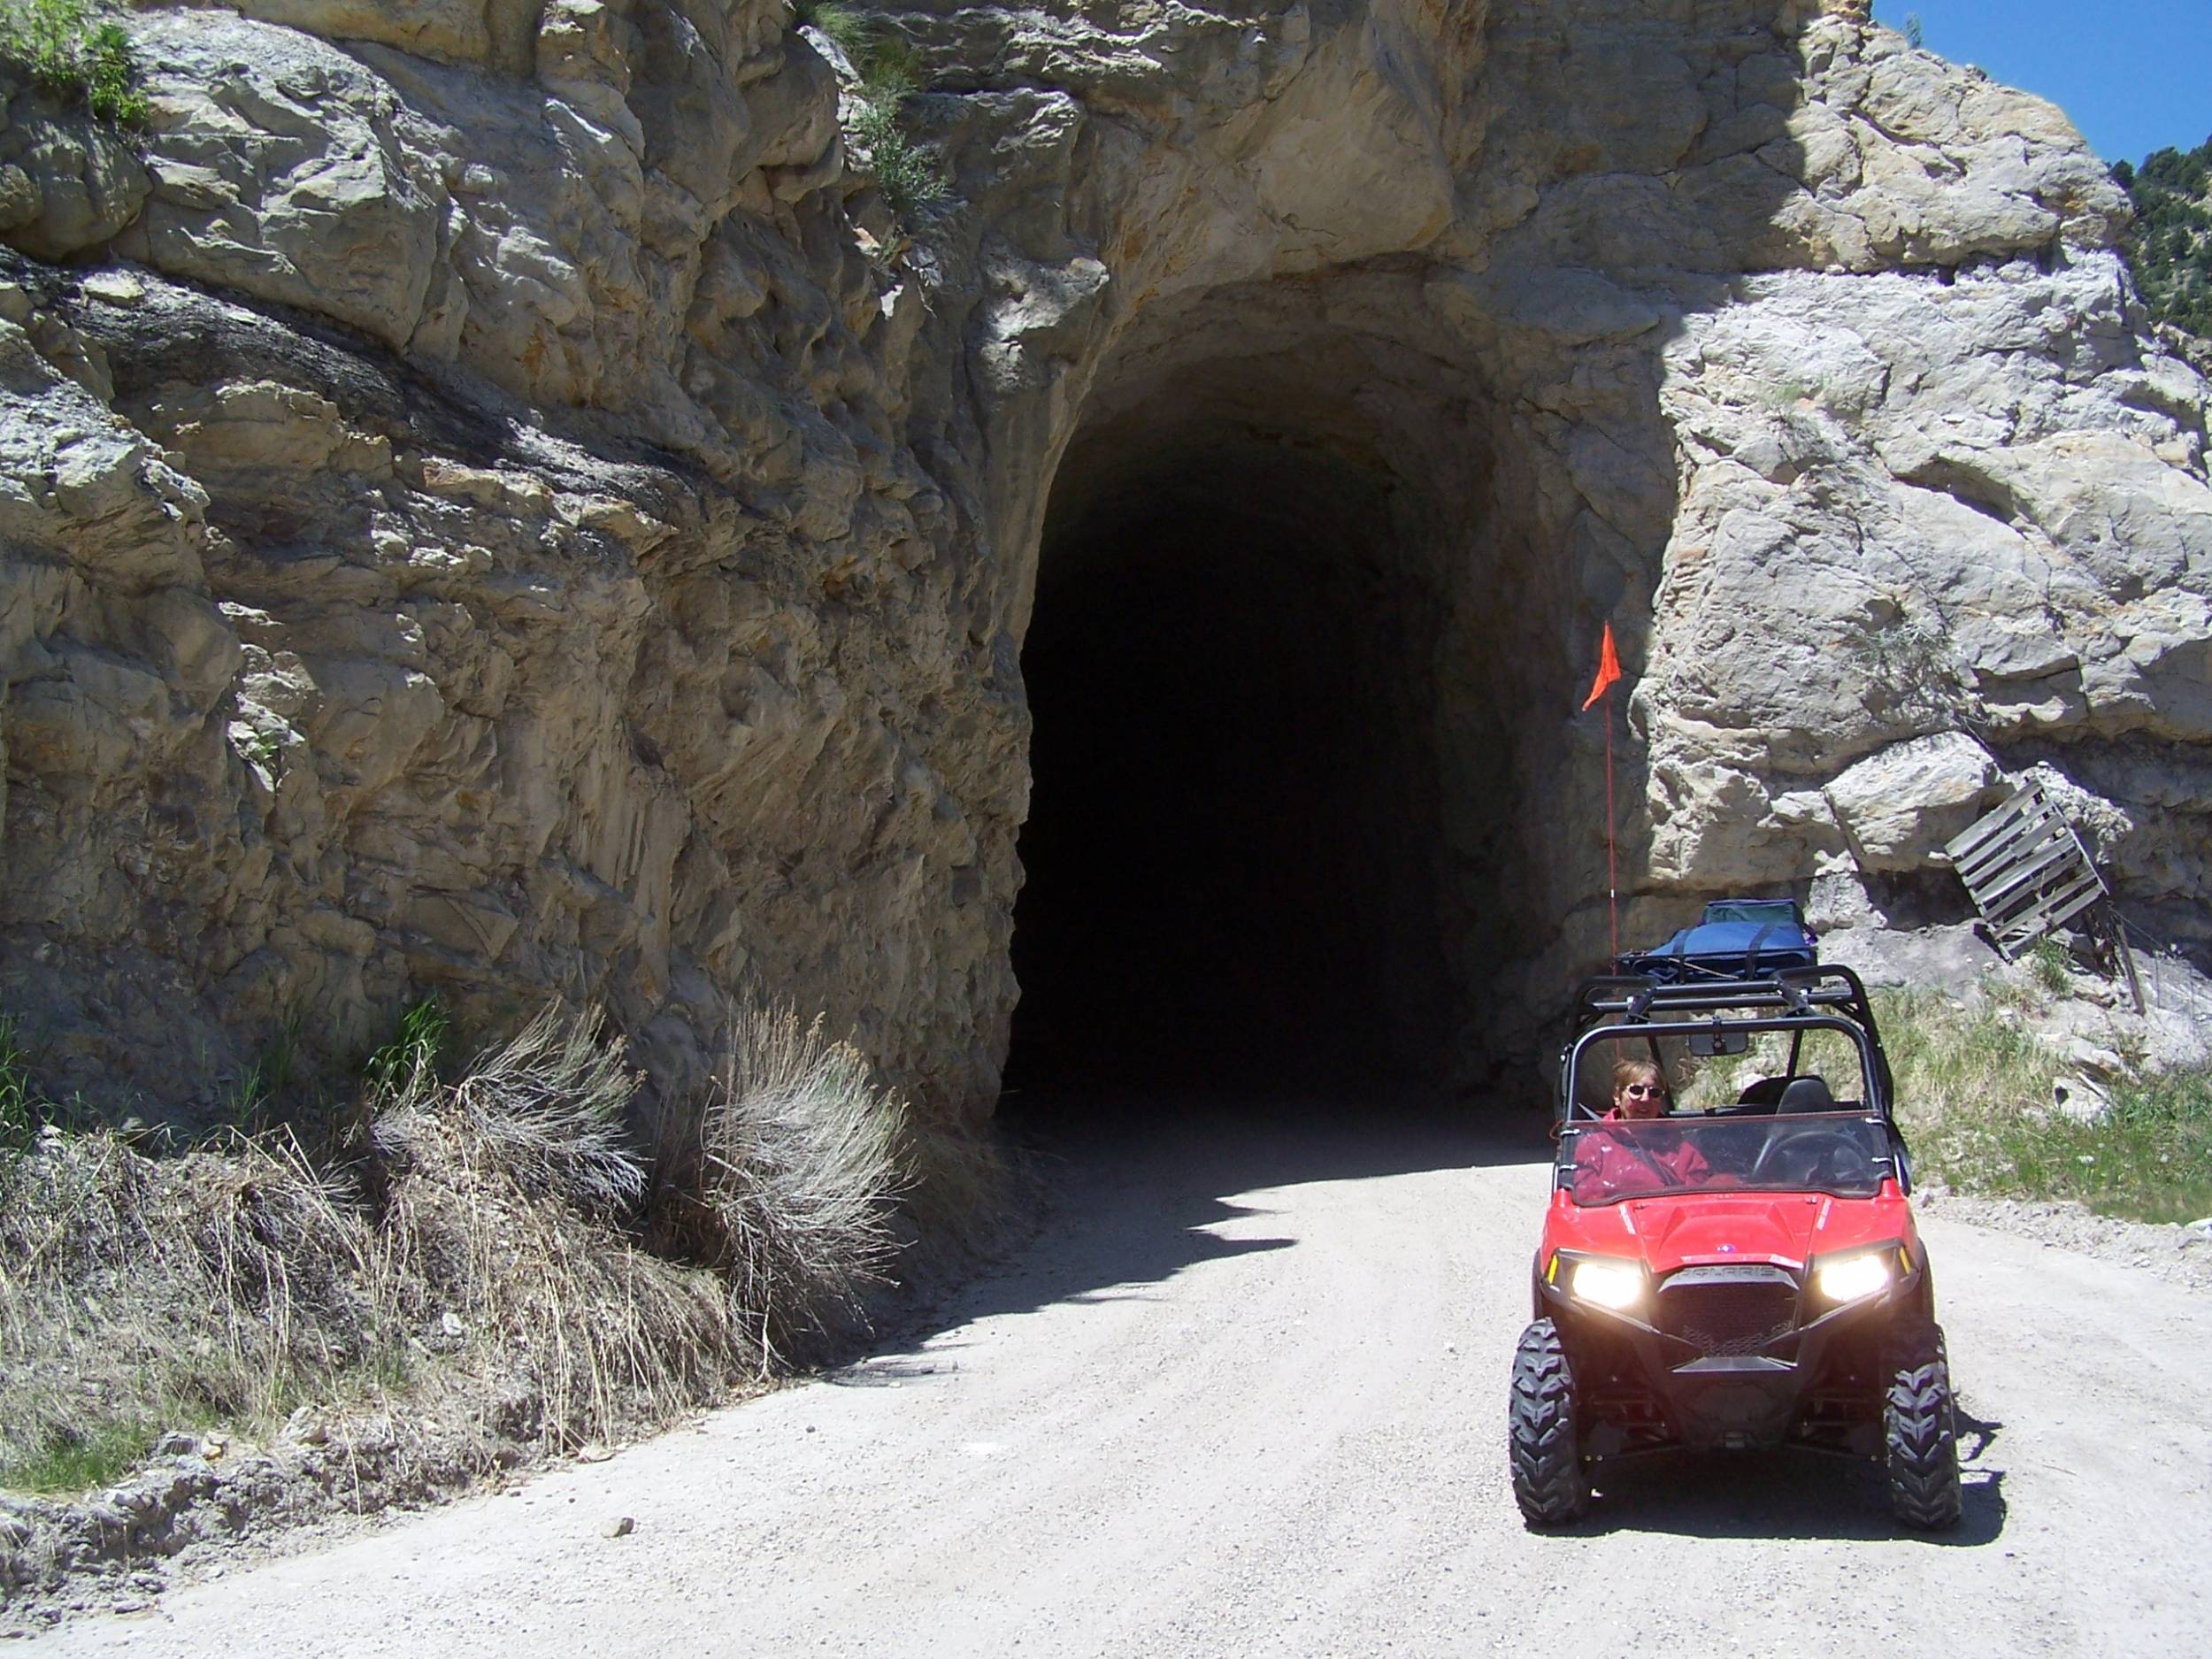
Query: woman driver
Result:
<box><xmin>1607</xmin><ymin>1059</ymin><xmax>1670</xmax><ymax>1120</ymax></box>
<box><xmin>1573</xmin><ymin>1057</ymin><xmax>1711</xmax><ymax>1196</ymax></box>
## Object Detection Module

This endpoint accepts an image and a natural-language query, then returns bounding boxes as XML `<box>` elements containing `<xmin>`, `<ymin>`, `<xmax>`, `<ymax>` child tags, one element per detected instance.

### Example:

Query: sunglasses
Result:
<box><xmin>1621</xmin><ymin>1084</ymin><xmax>1663</xmax><ymax>1097</ymax></box>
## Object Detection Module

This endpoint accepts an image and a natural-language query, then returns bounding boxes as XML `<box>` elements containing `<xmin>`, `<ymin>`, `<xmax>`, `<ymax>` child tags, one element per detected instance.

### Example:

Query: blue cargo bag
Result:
<box><xmin>1617</xmin><ymin>898</ymin><xmax>1818</xmax><ymax>981</ymax></box>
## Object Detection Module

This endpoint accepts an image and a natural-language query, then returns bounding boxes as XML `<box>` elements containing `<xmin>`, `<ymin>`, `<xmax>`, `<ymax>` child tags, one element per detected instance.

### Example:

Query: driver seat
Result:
<box><xmin>1777</xmin><ymin>1074</ymin><xmax>1835</xmax><ymax>1113</ymax></box>
<box><xmin>1732</xmin><ymin>1076</ymin><xmax>1790</xmax><ymax>1114</ymax></box>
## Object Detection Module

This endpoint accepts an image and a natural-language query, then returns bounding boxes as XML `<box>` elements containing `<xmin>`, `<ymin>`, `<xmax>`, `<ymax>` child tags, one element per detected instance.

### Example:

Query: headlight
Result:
<box><xmin>1568</xmin><ymin>1259</ymin><xmax>1645</xmax><ymax>1310</ymax></box>
<box><xmin>1812</xmin><ymin>1250</ymin><xmax>1893</xmax><ymax>1303</ymax></box>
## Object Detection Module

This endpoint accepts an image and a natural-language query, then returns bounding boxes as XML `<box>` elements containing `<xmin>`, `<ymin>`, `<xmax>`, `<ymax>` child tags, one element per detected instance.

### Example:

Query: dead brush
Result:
<box><xmin>649</xmin><ymin>1005</ymin><xmax>908</xmax><ymax>1361</ymax></box>
<box><xmin>369</xmin><ymin>1008</ymin><xmax>750</xmax><ymax>1453</ymax></box>
<box><xmin>414</xmin><ymin>1005</ymin><xmax>646</xmax><ymax>1217</ymax></box>
<box><xmin>0</xmin><ymin>1000</ymin><xmax>939</xmax><ymax>1510</ymax></box>
<box><xmin>0</xmin><ymin>1126</ymin><xmax>380</xmax><ymax>1492</ymax></box>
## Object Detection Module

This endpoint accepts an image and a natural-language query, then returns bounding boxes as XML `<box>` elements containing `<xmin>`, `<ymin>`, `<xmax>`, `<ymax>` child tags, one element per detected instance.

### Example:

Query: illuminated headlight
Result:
<box><xmin>1568</xmin><ymin>1259</ymin><xmax>1645</xmax><ymax>1311</ymax></box>
<box><xmin>1813</xmin><ymin>1250</ymin><xmax>1894</xmax><ymax>1303</ymax></box>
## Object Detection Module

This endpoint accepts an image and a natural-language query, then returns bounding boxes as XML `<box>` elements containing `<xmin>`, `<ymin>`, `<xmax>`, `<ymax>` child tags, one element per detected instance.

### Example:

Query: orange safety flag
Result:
<box><xmin>1581</xmin><ymin>621</ymin><xmax>1623</xmax><ymax>710</ymax></box>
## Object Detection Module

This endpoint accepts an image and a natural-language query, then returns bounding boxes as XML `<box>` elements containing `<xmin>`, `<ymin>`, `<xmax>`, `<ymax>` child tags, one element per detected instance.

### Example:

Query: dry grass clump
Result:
<box><xmin>648</xmin><ymin>1005</ymin><xmax>907</xmax><ymax>1359</ymax></box>
<box><xmin>386</xmin><ymin>1005</ymin><xmax>647</xmax><ymax>1217</ymax></box>
<box><xmin>1</xmin><ymin>999</ymin><xmax>992</xmax><ymax>1515</ymax></box>
<box><xmin>370</xmin><ymin>1008</ymin><xmax>753</xmax><ymax>1454</ymax></box>
<box><xmin>0</xmin><ymin>1128</ymin><xmax>378</xmax><ymax>1493</ymax></box>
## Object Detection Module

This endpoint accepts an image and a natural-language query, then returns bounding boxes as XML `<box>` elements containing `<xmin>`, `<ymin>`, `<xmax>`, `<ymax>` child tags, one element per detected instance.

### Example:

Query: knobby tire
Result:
<box><xmin>1884</xmin><ymin>1321</ymin><xmax>1964</xmax><ymax>1531</ymax></box>
<box><xmin>1509</xmin><ymin>1318</ymin><xmax>1589</xmax><ymax>1526</ymax></box>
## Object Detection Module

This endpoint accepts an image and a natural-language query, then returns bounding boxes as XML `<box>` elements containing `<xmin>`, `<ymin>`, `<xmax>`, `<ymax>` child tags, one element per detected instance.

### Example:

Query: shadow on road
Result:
<box><xmin>856</xmin><ymin>1087</ymin><xmax>1551</xmax><ymax>1360</ymax></box>
<box><xmin>1569</xmin><ymin>1408</ymin><xmax>2010</xmax><ymax>1546</ymax></box>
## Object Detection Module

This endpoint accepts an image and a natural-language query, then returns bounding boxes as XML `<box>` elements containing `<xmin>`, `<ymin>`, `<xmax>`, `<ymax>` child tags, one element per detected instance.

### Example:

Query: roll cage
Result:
<box><xmin>1559</xmin><ymin>963</ymin><xmax>1896</xmax><ymax>1125</ymax></box>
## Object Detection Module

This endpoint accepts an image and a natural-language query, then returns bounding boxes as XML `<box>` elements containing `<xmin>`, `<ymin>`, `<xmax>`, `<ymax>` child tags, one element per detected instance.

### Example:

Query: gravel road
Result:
<box><xmin>34</xmin><ymin>1102</ymin><xmax>2212</xmax><ymax>1658</ymax></box>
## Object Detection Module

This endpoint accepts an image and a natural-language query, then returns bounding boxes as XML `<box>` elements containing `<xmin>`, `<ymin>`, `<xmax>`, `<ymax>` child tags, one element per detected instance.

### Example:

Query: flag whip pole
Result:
<box><xmin>1605</xmin><ymin>687</ymin><xmax>1617</xmax><ymax>962</ymax></box>
<box><xmin>1582</xmin><ymin>620</ymin><xmax>1624</xmax><ymax>964</ymax></box>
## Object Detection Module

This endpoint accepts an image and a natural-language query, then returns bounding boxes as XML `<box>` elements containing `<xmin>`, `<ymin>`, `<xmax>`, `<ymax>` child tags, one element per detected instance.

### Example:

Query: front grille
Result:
<box><xmin>1656</xmin><ymin>1265</ymin><xmax>1801</xmax><ymax>1356</ymax></box>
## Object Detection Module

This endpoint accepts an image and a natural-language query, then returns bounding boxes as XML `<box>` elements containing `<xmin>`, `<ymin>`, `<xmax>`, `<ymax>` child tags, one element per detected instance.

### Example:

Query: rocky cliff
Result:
<box><xmin>2</xmin><ymin>0</ymin><xmax>2207</xmax><ymax>1118</ymax></box>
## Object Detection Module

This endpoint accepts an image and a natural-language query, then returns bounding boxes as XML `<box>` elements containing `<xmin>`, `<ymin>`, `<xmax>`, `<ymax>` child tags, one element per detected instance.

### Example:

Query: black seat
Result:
<box><xmin>1776</xmin><ymin>1074</ymin><xmax>1835</xmax><ymax>1113</ymax></box>
<box><xmin>1733</xmin><ymin>1076</ymin><xmax>1790</xmax><ymax>1111</ymax></box>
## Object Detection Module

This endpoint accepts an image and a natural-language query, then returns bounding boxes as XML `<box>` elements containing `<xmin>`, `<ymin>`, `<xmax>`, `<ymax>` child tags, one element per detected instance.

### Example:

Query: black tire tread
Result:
<box><xmin>1509</xmin><ymin>1318</ymin><xmax>1589</xmax><ymax>1526</ymax></box>
<box><xmin>1883</xmin><ymin>1321</ymin><xmax>1963</xmax><ymax>1531</ymax></box>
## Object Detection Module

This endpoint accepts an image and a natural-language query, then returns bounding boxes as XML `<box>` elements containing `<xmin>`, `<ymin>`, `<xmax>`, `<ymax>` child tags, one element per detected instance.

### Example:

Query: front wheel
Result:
<box><xmin>1883</xmin><ymin>1322</ymin><xmax>1963</xmax><ymax>1530</ymax></box>
<box><xmin>1509</xmin><ymin>1318</ymin><xmax>1589</xmax><ymax>1526</ymax></box>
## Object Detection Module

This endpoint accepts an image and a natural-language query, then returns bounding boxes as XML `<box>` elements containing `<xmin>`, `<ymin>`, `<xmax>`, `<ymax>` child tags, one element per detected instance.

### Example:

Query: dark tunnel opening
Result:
<box><xmin>1004</xmin><ymin>408</ymin><xmax>1454</xmax><ymax>1110</ymax></box>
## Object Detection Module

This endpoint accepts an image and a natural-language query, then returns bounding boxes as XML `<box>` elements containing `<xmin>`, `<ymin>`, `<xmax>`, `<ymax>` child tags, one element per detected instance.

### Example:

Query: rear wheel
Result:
<box><xmin>1883</xmin><ymin>1322</ymin><xmax>1962</xmax><ymax>1530</ymax></box>
<box><xmin>1509</xmin><ymin>1318</ymin><xmax>1589</xmax><ymax>1525</ymax></box>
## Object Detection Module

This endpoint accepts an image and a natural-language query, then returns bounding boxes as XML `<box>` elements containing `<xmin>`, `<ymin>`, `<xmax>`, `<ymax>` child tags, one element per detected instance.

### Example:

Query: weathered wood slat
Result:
<box><xmin>1954</xmin><ymin>800</ymin><xmax>2068</xmax><ymax>867</ymax></box>
<box><xmin>1967</xmin><ymin>836</ymin><xmax>2078</xmax><ymax>909</ymax></box>
<box><xmin>1993</xmin><ymin>873</ymin><xmax>2104</xmax><ymax>944</ymax></box>
<box><xmin>1944</xmin><ymin>788</ymin><xmax>2047</xmax><ymax>862</ymax></box>
<box><xmin>1955</xmin><ymin>806</ymin><xmax>2067</xmax><ymax>864</ymax></box>
<box><xmin>1945</xmin><ymin>782</ymin><xmax>2108</xmax><ymax>964</ymax></box>
<box><xmin>1955</xmin><ymin>825</ymin><xmax>2072</xmax><ymax>890</ymax></box>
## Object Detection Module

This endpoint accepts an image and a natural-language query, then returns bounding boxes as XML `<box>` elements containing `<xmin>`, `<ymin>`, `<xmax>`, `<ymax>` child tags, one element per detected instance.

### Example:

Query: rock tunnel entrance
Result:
<box><xmin>1001</xmin><ymin>290</ymin><xmax>1541</xmax><ymax>1110</ymax></box>
<box><xmin>1007</xmin><ymin>421</ymin><xmax>1449</xmax><ymax>1099</ymax></box>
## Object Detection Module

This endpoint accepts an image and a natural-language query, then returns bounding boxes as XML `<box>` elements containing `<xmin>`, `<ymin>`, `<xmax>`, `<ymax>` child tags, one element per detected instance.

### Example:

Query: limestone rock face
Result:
<box><xmin>0</xmin><ymin>0</ymin><xmax>2206</xmax><ymax>1114</ymax></box>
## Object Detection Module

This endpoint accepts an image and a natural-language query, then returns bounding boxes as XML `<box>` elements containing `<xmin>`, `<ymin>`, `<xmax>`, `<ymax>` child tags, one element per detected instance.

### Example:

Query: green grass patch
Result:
<box><xmin>1</xmin><ymin>1015</ymin><xmax>35</xmax><ymax>1163</ymax></box>
<box><xmin>0</xmin><ymin>0</ymin><xmax>149</xmax><ymax>127</ymax></box>
<box><xmin>1</xmin><ymin>1416</ymin><xmax>158</xmax><ymax>1495</ymax></box>
<box><xmin>1878</xmin><ymin>986</ymin><xmax>2212</xmax><ymax>1224</ymax></box>
<box><xmin>793</xmin><ymin>0</ymin><xmax>871</xmax><ymax>63</ymax></box>
<box><xmin>363</xmin><ymin>997</ymin><xmax>449</xmax><ymax>1099</ymax></box>
<box><xmin>2027</xmin><ymin>937</ymin><xmax>2072</xmax><ymax>996</ymax></box>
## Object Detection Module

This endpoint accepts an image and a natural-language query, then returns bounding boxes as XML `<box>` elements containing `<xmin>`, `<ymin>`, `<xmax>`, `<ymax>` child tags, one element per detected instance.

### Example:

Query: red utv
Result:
<box><xmin>1510</xmin><ymin>964</ymin><xmax>1962</xmax><ymax>1530</ymax></box>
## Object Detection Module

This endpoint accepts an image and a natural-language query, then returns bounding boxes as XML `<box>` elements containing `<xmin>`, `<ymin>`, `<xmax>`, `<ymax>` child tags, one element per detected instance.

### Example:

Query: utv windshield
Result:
<box><xmin>1560</xmin><ymin>1115</ymin><xmax>1893</xmax><ymax>1205</ymax></box>
<box><xmin>1564</xmin><ymin>1013</ymin><xmax>1878</xmax><ymax>1118</ymax></box>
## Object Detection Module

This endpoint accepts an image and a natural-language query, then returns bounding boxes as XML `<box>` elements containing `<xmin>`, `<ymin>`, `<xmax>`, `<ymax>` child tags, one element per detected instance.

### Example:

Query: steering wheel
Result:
<box><xmin>1747</xmin><ymin>1125</ymin><xmax>1849</xmax><ymax>1186</ymax></box>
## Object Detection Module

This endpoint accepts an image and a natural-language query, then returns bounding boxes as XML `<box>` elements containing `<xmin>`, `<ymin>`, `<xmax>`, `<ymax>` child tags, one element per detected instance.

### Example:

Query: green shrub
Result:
<box><xmin>80</xmin><ymin>17</ymin><xmax>141</xmax><ymax>123</ymax></box>
<box><xmin>849</xmin><ymin>97</ymin><xmax>948</xmax><ymax>219</ymax></box>
<box><xmin>0</xmin><ymin>1016</ymin><xmax>36</xmax><ymax>1162</ymax></box>
<box><xmin>2115</xmin><ymin>136</ymin><xmax>2212</xmax><ymax>341</ymax></box>
<box><xmin>363</xmin><ymin>997</ymin><xmax>450</xmax><ymax>1100</ymax></box>
<box><xmin>826</xmin><ymin>24</ymin><xmax>948</xmax><ymax>222</ymax></box>
<box><xmin>792</xmin><ymin>0</ymin><xmax>871</xmax><ymax>64</ymax></box>
<box><xmin>0</xmin><ymin>0</ymin><xmax>149</xmax><ymax>127</ymax></box>
<box><xmin>1878</xmin><ymin>986</ymin><xmax>2212</xmax><ymax>1224</ymax></box>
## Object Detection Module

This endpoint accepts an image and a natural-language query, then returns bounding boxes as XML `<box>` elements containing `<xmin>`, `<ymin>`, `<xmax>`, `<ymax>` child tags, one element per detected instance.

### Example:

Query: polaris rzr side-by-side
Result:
<box><xmin>1509</xmin><ymin>960</ymin><xmax>1964</xmax><ymax>1530</ymax></box>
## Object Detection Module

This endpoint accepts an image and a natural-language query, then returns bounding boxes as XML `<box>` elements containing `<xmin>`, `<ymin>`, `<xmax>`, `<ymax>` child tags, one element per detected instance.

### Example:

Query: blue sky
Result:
<box><xmin>1870</xmin><ymin>0</ymin><xmax>2209</xmax><ymax>165</ymax></box>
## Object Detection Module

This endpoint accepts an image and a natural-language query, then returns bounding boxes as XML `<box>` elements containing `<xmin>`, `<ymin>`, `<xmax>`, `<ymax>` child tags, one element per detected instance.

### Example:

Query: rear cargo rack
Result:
<box><xmin>1575</xmin><ymin>964</ymin><xmax>1878</xmax><ymax>1027</ymax></box>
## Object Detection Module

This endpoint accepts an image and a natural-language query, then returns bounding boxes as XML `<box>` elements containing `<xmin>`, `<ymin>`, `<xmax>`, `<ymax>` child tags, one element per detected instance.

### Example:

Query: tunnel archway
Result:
<box><xmin>1002</xmin><ymin>276</ymin><xmax>1571</xmax><ymax>1110</ymax></box>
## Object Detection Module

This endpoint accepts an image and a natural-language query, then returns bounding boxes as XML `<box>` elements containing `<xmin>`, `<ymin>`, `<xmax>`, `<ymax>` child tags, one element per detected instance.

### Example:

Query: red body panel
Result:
<box><xmin>1541</xmin><ymin>1180</ymin><xmax>1918</xmax><ymax>1276</ymax></box>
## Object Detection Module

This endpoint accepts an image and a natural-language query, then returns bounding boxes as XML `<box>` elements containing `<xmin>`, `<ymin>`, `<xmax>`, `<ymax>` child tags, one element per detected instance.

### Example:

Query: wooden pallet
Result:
<box><xmin>1943</xmin><ymin>784</ymin><xmax>2108</xmax><ymax>960</ymax></box>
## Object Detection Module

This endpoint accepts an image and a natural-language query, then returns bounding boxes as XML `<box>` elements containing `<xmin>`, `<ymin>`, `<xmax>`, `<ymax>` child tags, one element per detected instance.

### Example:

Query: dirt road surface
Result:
<box><xmin>33</xmin><ymin>1103</ymin><xmax>2212</xmax><ymax>1658</ymax></box>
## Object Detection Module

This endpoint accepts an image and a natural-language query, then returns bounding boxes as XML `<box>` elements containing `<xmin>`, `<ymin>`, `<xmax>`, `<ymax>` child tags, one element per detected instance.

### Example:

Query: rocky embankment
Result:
<box><xmin>0</xmin><ymin>0</ymin><xmax>2208</xmax><ymax>1114</ymax></box>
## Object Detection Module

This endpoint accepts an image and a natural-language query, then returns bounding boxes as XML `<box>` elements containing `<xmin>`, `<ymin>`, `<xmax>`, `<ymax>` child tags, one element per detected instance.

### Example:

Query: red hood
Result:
<box><xmin>1547</xmin><ymin>1185</ymin><xmax>1916</xmax><ymax>1275</ymax></box>
<box><xmin>1628</xmin><ymin>1194</ymin><xmax>1825</xmax><ymax>1271</ymax></box>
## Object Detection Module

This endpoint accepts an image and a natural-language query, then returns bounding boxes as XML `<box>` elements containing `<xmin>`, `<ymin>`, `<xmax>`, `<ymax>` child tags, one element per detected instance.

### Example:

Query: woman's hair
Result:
<box><xmin>1612</xmin><ymin>1057</ymin><xmax>1664</xmax><ymax>1094</ymax></box>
